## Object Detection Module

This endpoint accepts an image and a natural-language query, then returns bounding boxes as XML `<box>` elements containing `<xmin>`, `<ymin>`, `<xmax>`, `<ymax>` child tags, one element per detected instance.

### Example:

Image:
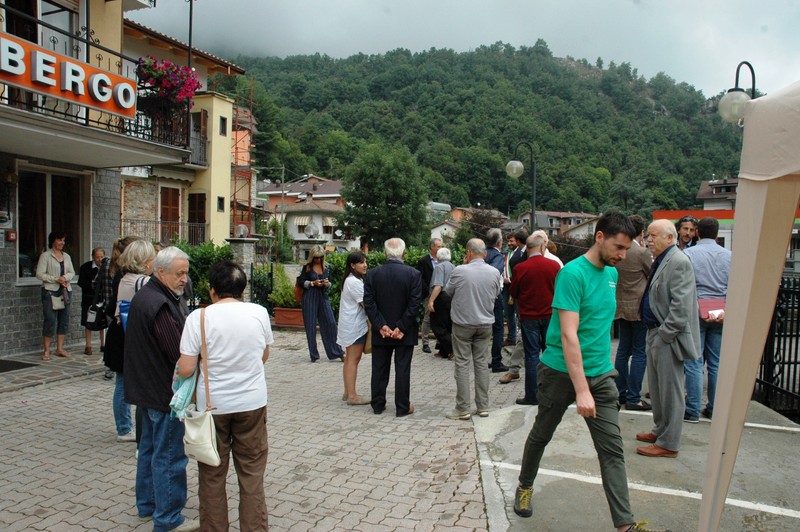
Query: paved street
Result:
<box><xmin>1</xmin><ymin>329</ymin><xmax>800</xmax><ymax>531</ymax></box>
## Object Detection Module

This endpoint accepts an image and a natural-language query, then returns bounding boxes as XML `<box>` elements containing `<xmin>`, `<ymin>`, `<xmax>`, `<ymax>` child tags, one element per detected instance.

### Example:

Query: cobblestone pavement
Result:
<box><xmin>0</xmin><ymin>330</ymin><xmax>523</xmax><ymax>531</ymax></box>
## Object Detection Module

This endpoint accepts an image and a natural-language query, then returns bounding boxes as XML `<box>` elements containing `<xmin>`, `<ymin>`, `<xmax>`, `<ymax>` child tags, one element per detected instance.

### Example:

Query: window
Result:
<box><xmin>217</xmin><ymin>196</ymin><xmax>225</xmax><ymax>212</ymax></box>
<box><xmin>17</xmin><ymin>169</ymin><xmax>84</xmax><ymax>279</ymax></box>
<box><xmin>219</xmin><ymin>116</ymin><xmax>228</xmax><ymax>136</ymax></box>
<box><xmin>188</xmin><ymin>193</ymin><xmax>206</xmax><ymax>245</ymax></box>
<box><xmin>160</xmin><ymin>186</ymin><xmax>181</xmax><ymax>243</ymax></box>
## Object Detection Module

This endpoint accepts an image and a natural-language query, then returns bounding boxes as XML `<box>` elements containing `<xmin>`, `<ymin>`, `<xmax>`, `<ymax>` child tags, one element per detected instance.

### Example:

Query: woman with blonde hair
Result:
<box><xmin>299</xmin><ymin>245</ymin><xmax>344</xmax><ymax>362</ymax></box>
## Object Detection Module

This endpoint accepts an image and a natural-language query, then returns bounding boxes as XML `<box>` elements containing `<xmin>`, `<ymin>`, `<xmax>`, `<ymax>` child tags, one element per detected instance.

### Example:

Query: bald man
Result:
<box><xmin>635</xmin><ymin>220</ymin><xmax>701</xmax><ymax>459</ymax></box>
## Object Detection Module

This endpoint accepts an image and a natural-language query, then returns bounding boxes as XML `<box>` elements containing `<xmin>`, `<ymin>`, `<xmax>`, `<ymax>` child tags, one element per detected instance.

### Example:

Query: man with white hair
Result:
<box><xmin>364</xmin><ymin>238</ymin><xmax>423</xmax><ymax>417</ymax></box>
<box><xmin>499</xmin><ymin>229</ymin><xmax>562</xmax><ymax>385</ymax></box>
<box><xmin>635</xmin><ymin>220</ymin><xmax>700</xmax><ymax>458</ymax></box>
<box><xmin>444</xmin><ymin>238</ymin><xmax>503</xmax><ymax>420</ymax></box>
<box><xmin>124</xmin><ymin>246</ymin><xmax>198</xmax><ymax>532</ymax></box>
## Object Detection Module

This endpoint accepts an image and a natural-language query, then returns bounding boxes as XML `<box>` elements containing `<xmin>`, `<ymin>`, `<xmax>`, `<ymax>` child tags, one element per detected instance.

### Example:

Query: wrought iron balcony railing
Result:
<box><xmin>121</xmin><ymin>218</ymin><xmax>207</xmax><ymax>246</ymax></box>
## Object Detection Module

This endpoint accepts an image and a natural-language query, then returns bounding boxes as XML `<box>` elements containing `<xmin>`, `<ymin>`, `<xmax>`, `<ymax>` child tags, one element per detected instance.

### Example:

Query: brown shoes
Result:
<box><xmin>635</xmin><ymin>432</ymin><xmax>657</xmax><ymax>443</ymax></box>
<box><xmin>636</xmin><ymin>444</ymin><xmax>678</xmax><ymax>458</ymax></box>
<box><xmin>499</xmin><ymin>372</ymin><xmax>520</xmax><ymax>384</ymax></box>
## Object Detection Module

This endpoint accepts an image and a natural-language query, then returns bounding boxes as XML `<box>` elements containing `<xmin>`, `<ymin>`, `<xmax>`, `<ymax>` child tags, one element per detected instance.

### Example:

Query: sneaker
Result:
<box><xmin>169</xmin><ymin>518</ymin><xmax>200</xmax><ymax>532</ymax></box>
<box><xmin>474</xmin><ymin>410</ymin><xmax>489</xmax><ymax>418</ymax></box>
<box><xmin>117</xmin><ymin>431</ymin><xmax>136</xmax><ymax>442</ymax></box>
<box><xmin>625</xmin><ymin>520</ymin><xmax>673</xmax><ymax>532</ymax></box>
<box><xmin>513</xmin><ymin>485</ymin><xmax>533</xmax><ymax>517</ymax></box>
<box><xmin>683</xmin><ymin>412</ymin><xmax>699</xmax><ymax>423</ymax></box>
<box><xmin>701</xmin><ymin>407</ymin><xmax>713</xmax><ymax>419</ymax></box>
<box><xmin>104</xmin><ymin>369</ymin><xmax>114</xmax><ymax>380</ymax></box>
<box><xmin>446</xmin><ymin>411</ymin><xmax>471</xmax><ymax>420</ymax></box>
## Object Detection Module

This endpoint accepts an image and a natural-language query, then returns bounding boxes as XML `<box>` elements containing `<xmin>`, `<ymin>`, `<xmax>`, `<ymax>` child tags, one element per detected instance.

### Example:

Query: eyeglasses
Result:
<box><xmin>678</xmin><ymin>215</ymin><xmax>698</xmax><ymax>225</ymax></box>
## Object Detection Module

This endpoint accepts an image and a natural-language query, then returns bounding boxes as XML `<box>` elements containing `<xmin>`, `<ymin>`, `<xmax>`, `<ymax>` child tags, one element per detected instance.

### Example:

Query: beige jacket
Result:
<box><xmin>36</xmin><ymin>249</ymin><xmax>75</xmax><ymax>292</ymax></box>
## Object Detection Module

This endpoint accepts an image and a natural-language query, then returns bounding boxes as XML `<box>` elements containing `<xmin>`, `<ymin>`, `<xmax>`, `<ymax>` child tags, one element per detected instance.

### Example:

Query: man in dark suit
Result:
<box><xmin>365</xmin><ymin>238</ymin><xmax>423</xmax><ymax>417</ymax></box>
<box><xmin>636</xmin><ymin>219</ymin><xmax>701</xmax><ymax>458</ymax></box>
<box><xmin>485</xmin><ymin>228</ymin><xmax>509</xmax><ymax>373</ymax></box>
<box><xmin>416</xmin><ymin>238</ymin><xmax>442</xmax><ymax>354</ymax></box>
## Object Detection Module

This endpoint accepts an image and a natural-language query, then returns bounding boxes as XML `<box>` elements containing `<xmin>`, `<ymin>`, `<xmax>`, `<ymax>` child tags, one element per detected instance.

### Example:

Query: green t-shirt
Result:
<box><xmin>541</xmin><ymin>255</ymin><xmax>617</xmax><ymax>377</ymax></box>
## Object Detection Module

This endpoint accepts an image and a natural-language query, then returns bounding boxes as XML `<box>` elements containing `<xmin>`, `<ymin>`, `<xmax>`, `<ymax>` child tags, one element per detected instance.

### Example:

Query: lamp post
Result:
<box><xmin>718</xmin><ymin>61</ymin><xmax>756</xmax><ymax>125</ymax></box>
<box><xmin>506</xmin><ymin>142</ymin><xmax>537</xmax><ymax>232</ymax></box>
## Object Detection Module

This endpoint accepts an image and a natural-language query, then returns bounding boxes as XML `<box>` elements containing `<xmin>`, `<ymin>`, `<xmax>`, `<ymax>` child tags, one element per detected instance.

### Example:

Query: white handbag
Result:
<box><xmin>183</xmin><ymin>309</ymin><xmax>221</xmax><ymax>467</ymax></box>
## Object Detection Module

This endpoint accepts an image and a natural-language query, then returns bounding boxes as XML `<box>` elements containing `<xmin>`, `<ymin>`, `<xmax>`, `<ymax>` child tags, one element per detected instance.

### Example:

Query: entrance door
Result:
<box><xmin>188</xmin><ymin>193</ymin><xmax>206</xmax><ymax>245</ymax></box>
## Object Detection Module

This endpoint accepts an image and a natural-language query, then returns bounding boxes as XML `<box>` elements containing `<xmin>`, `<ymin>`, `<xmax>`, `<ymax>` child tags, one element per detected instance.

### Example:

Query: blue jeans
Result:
<box><xmin>614</xmin><ymin>319</ymin><xmax>648</xmax><ymax>404</ymax></box>
<box><xmin>136</xmin><ymin>407</ymin><xmax>189</xmax><ymax>532</ymax></box>
<box><xmin>520</xmin><ymin>318</ymin><xmax>550</xmax><ymax>401</ymax></box>
<box><xmin>685</xmin><ymin>320</ymin><xmax>723</xmax><ymax>416</ymax></box>
<box><xmin>41</xmin><ymin>288</ymin><xmax>70</xmax><ymax>337</ymax></box>
<box><xmin>502</xmin><ymin>285</ymin><xmax>517</xmax><ymax>342</ymax></box>
<box><xmin>113</xmin><ymin>372</ymin><xmax>132</xmax><ymax>436</ymax></box>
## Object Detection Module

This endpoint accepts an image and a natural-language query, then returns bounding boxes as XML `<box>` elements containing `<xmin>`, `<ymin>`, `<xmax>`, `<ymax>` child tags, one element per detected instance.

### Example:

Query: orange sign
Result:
<box><xmin>0</xmin><ymin>30</ymin><xmax>137</xmax><ymax>118</ymax></box>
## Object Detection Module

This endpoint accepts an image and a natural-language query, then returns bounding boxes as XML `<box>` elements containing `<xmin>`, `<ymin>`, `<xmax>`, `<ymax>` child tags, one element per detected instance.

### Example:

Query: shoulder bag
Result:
<box><xmin>183</xmin><ymin>308</ymin><xmax>222</xmax><ymax>467</ymax></box>
<box><xmin>85</xmin><ymin>270</ymin><xmax>108</xmax><ymax>331</ymax></box>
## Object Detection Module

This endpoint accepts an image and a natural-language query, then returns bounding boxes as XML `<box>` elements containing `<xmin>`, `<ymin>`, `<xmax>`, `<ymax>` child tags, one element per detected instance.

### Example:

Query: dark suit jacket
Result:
<box><xmin>648</xmin><ymin>247</ymin><xmax>701</xmax><ymax>361</ymax></box>
<box><xmin>365</xmin><ymin>258</ymin><xmax>422</xmax><ymax>346</ymax></box>
<box><xmin>416</xmin><ymin>254</ymin><xmax>436</xmax><ymax>297</ymax></box>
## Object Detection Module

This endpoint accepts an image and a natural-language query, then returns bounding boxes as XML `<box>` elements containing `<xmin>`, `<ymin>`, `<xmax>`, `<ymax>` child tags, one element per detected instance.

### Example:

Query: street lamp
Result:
<box><xmin>718</xmin><ymin>61</ymin><xmax>756</xmax><ymax>125</ymax></box>
<box><xmin>506</xmin><ymin>142</ymin><xmax>537</xmax><ymax>232</ymax></box>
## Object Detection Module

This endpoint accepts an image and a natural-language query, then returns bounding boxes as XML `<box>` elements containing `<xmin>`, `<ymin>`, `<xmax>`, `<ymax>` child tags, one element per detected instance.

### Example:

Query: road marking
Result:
<box><xmin>482</xmin><ymin>460</ymin><xmax>800</xmax><ymax>519</ymax></box>
<box><xmin>610</xmin><ymin>406</ymin><xmax>800</xmax><ymax>434</ymax></box>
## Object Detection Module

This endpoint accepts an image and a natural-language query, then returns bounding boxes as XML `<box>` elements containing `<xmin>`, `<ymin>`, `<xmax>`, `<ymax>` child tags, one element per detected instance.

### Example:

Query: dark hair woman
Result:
<box><xmin>337</xmin><ymin>251</ymin><xmax>370</xmax><ymax>405</ymax></box>
<box><xmin>35</xmin><ymin>231</ymin><xmax>74</xmax><ymax>360</ymax></box>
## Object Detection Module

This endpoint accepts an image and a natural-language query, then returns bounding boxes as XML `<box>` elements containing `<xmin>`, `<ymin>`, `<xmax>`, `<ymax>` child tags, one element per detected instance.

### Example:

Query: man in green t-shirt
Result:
<box><xmin>512</xmin><ymin>212</ymin><xmax>656</xmax><ymax>532</ymax></box>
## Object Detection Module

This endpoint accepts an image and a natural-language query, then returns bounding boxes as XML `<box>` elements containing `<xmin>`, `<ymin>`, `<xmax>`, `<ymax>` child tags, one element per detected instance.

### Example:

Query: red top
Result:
<box><xmin>510</xmin><ymin>254</ymin><xmax>561</xmax><ymax>321</ymax></box>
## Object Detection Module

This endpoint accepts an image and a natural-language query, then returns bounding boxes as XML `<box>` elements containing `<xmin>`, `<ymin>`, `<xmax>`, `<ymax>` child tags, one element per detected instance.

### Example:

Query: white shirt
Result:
<box><xmin>337</xmin><ymin>274</ymin><xmax>368</xmax><ymax>348</ymax></box>
<box><xmin>180</xmin><ymin>302</ymin><xmax>273</xmax><ymax>414</ymax></box>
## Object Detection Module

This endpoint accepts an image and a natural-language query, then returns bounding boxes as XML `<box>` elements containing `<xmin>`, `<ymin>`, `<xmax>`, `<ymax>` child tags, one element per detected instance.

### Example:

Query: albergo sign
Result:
<box><xmin>0</xmin><ymin>31</ymin><xmax>137</xmax><ymax>119</ymax></box>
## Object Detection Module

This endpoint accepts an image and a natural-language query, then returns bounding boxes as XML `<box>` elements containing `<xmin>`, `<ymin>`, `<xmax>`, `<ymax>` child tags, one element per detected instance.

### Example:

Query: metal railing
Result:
<box><xmin>756</xmin><ymin>277</ymin><xmax>800</xmax><ymax>422</ymax></box>
<box><xmin>121</xmin><ymin>219</ymin><xmax>207</xmax><ymax>246</ymax></box>
<box><xmin>0</xmin><ymin>3</ymin><xmax>189</xmax><ymax>147</ymax></box>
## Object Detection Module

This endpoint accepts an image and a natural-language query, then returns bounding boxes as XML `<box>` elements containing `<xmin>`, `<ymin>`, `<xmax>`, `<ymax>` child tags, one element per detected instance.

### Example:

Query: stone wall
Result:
<box><xmin>122</xmin><ymin>178</ymin><xmax>159</xmax><ymax>220</ymax></box>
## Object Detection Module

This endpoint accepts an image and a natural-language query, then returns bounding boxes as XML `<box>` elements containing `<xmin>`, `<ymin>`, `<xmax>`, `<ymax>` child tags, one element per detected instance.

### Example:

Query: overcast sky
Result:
<box><xmin>129</xmin><ymin>0</ymin><xmax>798</xmax><ymax>98</ymax></box>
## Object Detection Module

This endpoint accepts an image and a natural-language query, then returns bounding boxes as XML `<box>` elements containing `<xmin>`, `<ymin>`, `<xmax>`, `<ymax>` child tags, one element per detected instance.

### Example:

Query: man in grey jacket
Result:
<box><xmin>636</xmin><ymin>219</ymin><xmax>701</xmax><ymax>458</ymax></box>
<box><xmin>444</xmin><ymin>238</ymin><xmax>503</xmax><ymax>420</ymax></box>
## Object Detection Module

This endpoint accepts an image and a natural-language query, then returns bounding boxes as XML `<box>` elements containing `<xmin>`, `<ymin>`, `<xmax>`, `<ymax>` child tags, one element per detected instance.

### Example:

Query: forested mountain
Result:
<box><xmin>220</xmin><ymin>39</ymin><xmax>743</xmax><ymax>217</ymax></box>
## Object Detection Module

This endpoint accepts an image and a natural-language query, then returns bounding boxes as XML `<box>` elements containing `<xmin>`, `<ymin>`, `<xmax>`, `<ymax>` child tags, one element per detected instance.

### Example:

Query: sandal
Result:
<box><xmin>55</xmin><ymin>351</ymin><xmax>70</xmax><ymax>358</ymax></box>
<box><xmin>84</xmin><ymin>347</ymin><xmax>93</xmax><ymax>356</ymax></box>
<box><xmin>41</xmin><ymin>353</ymin><xmax>51</xmax><ymax>361</ymax></box>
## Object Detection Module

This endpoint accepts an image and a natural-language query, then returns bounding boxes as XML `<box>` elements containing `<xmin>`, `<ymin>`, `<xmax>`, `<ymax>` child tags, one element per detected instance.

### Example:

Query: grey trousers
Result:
<box><xmin>506</xmin><ymin>337</ymin><xmax>524</xmax><ymax>373</ymax></box>
<box><xmin>646</xmin><ymin>329</ymin><xmax>685</xmax><ymax>451</ymax></box>
<box><xmin>518</xmin><ymin>364</ymin><xmax>634</xmax><ymax>528</ymax></box>
<box><xmin>451</xmin><ymin>323</ymin><xmax>492</xmax><ymax>413</ymax></box>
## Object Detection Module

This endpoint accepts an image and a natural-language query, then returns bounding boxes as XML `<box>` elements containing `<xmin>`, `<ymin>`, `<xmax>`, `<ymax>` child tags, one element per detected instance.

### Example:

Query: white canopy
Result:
<box><xmin>739</xmin><ymin>80</ymin><xmax>800</xmax><ymax>181</ymax></box>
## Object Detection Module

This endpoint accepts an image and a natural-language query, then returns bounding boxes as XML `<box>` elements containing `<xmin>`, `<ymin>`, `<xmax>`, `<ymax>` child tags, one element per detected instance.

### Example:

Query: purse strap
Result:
<box><xmin>200</xmin><ymin>308</ymin><xmax>213</xmax><ymax>412</ymax></box>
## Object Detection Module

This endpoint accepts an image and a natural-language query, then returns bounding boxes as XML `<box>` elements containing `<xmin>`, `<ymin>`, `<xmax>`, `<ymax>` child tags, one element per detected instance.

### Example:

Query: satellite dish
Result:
<box><xmin>334</xmin><ymin>229</ymin><xmax>343</xmax><ymax>238</ymax></box>
<box><xmin>304</xmin><ymin>222</ymin><xmax>320</xmax><ymax>238</ymax></box>
<box><xmin>235</xmin><ymin>224</ymin><xmax>249</xmax><ymax>238</ymax></box>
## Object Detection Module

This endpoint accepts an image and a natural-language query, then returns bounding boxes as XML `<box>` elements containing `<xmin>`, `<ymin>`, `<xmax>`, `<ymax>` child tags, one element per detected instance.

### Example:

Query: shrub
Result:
<box><xmin>267</xmin><ymin>263</ymin><xmax>302</xmax><ymax>309</ymax></box>
<box><xmin>173</xmin><ymin>241</ymin><xmax>234</xmax><ymax>303</ymax></box>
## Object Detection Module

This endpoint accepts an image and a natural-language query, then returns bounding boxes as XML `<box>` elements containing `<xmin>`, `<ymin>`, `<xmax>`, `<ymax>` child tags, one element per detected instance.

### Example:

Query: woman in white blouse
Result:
<box><xmin>337</xmin><ymin>251</ymin><xmax>370</xmax><ymax>405</ymax></box>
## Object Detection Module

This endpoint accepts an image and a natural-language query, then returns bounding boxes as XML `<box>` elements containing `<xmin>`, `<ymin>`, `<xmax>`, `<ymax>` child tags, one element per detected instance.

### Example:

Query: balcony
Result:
<box><xmin>121</xmin><ymin>218</ymin><xmax>207</xmax><ymax>246</ymax></box>
<box><xmin>0</xmin><ymin>4</ymin><xmax>189</xmax><ymax>168</ymax></box>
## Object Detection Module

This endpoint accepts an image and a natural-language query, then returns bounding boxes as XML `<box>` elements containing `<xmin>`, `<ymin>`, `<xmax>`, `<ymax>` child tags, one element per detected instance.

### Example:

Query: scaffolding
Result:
<box><xmin>231</xmin><ymin>76</ymin><xmax>256</xmax><ymax>236</ymax></box>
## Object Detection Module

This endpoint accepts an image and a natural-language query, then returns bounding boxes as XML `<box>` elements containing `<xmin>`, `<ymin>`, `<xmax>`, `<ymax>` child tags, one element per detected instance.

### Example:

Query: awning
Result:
<box><xmin>324</xmin><ymin>216</ymin><xmax>337</xmax><ymax>226</ymax></box>
<box><xmin>294</xmin><ymin>216</ymin><xmax>310</xmax><ymax>225</ymax></box>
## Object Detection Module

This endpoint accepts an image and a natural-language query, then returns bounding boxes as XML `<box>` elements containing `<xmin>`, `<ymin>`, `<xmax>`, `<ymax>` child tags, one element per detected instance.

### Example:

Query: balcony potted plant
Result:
<box><xmin>136</xmin><ymin>56</ymin><xmax>202</xmax><ymax>117</ymax></box>
<box><xmin>268</xmin><ymin>263</ymin><xmax>304</xmax><ymax>328</ymax></box>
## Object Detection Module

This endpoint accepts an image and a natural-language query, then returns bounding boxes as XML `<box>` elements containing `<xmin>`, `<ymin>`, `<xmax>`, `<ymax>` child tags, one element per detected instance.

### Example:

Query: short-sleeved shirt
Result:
<box><xmin>180</xmin><ymin>302</ymin><xmax>272</xmax><ymax>414</ymax></box>
<box><xmin>337</xmin><ymin>274</ymin><xmax>368</xmax><ymax>347</ymax></box>
<box><xmin>541</xmin><ymin>255</ymin><xmax>617</xmax><ymax>377</ymax></box>
<box><xmin>430</xmin><ymin>261</ymin><xmax>455</xmax><ymax>288</ymax></box>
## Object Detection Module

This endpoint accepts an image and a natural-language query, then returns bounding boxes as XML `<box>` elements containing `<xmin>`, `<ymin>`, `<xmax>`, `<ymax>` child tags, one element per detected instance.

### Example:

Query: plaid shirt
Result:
<box><xmin>93</xmin><ymin>257</ymin><xmax>113</xmax><ymax>305</ymax></box>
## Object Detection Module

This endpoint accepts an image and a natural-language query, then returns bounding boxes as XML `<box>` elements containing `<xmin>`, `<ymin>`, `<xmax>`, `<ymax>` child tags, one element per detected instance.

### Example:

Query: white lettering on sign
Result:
<box><xmin>61</xmin><ymin>62</ymin><xmax>86</xmax><ymax>96</ymax></box>
<box><xmin>31</xmin><ymin>50</ymin><xmax>56</xmax><ymax>86</ymax></box>
<box><xmin>0</xmin><ymin>38</ymin><xmax>25</xmax><ymax>75</ymax></box>
<box><xmin>113</xmin><ymin>84</ymin><xmax>136</xmax><ymax>109</ymax></box>
<box><xmin>88</xmin><ymin>73</ymin><xmax>112</xmax><ymax>102</ymax></box>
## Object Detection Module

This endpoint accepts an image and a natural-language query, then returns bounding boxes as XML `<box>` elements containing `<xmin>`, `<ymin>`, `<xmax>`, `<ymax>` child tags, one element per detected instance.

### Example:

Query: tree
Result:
<box><xmin>340</xmin><ymin>143</ymin><xmax>428</xmax><ymax>245</ymax></box>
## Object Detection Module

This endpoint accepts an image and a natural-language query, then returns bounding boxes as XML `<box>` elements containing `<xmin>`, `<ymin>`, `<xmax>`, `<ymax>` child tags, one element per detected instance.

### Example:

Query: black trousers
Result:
<box><xmin>430</xmin><ymin>292</ymin><xmax>452</xmax><ymax>357</ymax></box>
<box><xmin>371</xmin><ymin>344</ymin><xmax>413</xmax><ymax>415</ymax></box>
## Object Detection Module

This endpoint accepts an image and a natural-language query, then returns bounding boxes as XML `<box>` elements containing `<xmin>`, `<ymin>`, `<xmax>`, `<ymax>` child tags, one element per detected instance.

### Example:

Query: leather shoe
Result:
<box><xmin>503</xmin><ymin>338</ymin><xmax>515</xmax><ymax>346</ymax></box>
<box><xmin>422</xmin><ymin>345</ymin><xmax>431</xmax><ymax>353</ymax></box>
<box><xmin>626</xmin><ymin>400</ymin><xmax>652</xmax><ymax>411</ymax></box>
<box><xmin>636</xmin><ymin>444</ymin><xmax>678</xmax><ymax>458</ymax></box>
<box><xmin>397</xmin><ymin>405</ymin><xmax>415</xmax><ymax>417</ymax></box>
<box><xmin>499</xmin><ymin>372</ymin><xmax>520</xmax><ymax>384</ymax></box>
<box><xmin>635</xmin><ymin>432</ymin><xmax>657</xmax><ymax>443</ymax></box>
<box><xmin>515</xmin><ymin>397</ymin><xmax>539</xmax><ymax>406</ymax></box>
<box><xmin>491</xmin><ymin>364</ymin><xmax>509</xmax><ymax>373</ymax></box>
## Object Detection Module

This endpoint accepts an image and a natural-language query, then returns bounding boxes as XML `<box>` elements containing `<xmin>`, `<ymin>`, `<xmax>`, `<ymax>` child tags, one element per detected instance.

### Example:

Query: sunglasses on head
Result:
<box><xmin>679</xmin><ymin>216</ymin><xmax>698</xmax><ymax>225</ymax></box>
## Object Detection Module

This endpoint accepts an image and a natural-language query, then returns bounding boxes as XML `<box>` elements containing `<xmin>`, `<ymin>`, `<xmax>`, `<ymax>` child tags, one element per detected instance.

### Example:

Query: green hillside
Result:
<box><xmin>219</xmin><ymin>39</ymin><xmax>743</xmax><ymax>218</ymax></box>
